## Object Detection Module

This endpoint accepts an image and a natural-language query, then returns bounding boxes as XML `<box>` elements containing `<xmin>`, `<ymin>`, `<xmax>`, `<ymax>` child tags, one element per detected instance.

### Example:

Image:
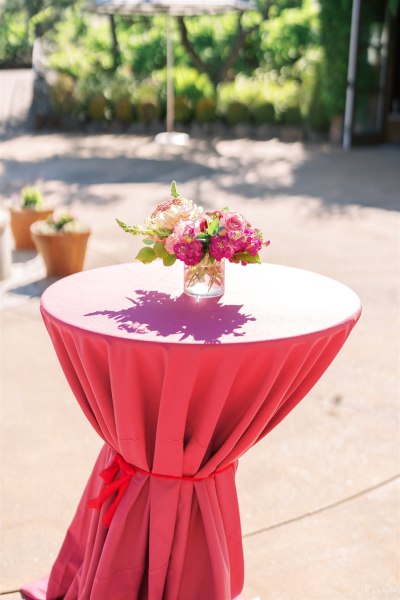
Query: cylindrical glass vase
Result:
<box><xmin>184</xmin><ymin>256</ymin><xmax>225</xmax><ymax>299</ymax></box>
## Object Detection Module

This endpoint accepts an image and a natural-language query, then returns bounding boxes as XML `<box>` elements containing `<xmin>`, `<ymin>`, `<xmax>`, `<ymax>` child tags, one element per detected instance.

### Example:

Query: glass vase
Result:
<box><xmin>184</xmin><ymin>256</ymin><xmax>225</xmax><ymax>299</ymax></box>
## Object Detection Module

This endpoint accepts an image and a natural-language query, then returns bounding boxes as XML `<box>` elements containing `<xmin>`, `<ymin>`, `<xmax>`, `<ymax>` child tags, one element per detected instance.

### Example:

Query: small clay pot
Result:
<box><xmin>9</xmin><ymin>207</ymin><xmax>54</xmax><ymax>250</ymax></box>
<box><xmin>30</xmin><ymin>224</ymin><xmax>91</xmax><ymax>277</ymax></box>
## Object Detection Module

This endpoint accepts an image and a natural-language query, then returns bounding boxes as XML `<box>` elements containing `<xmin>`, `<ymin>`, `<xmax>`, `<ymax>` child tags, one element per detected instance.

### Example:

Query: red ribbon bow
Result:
<box><xmin>88</xmin><ymin>454</ymin><xmax>136</xmax><ymax>527</ymax></box>
<box><xmin>89</xmin><ymin>453</ymin><xmax>235</xmax><ymax>528</ymax></box>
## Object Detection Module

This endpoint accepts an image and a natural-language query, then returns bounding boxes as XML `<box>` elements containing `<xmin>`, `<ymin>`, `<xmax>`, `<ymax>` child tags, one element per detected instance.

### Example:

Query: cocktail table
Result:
<box><xmin>22</xmin><ymin>262</ymin><xmax>361</xmax><ymax>600</ymax></box>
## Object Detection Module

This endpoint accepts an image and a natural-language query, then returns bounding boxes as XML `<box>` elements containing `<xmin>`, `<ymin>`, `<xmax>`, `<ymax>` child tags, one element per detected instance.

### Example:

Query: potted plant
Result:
<box><xmin>8</xmin><ymin>186</ymin><xmax>54</xmax><ymax>250</ymax></box>
<box><xmin>30</xmin><ymin>210</ymin><xmax>91</xmax><ymax>277</ymax></box>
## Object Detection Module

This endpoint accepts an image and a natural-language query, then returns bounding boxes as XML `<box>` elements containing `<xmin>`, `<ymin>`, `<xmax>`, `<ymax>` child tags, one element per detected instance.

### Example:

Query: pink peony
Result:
<box><xmin>219</xmin><ymin>211</ymin><xmax>247</xmax><ymax>234</ymax></box>
<box><xmin>173</xmin><ymin>218</ymin><xmax>196</xmax><ymax>238</ymax></box>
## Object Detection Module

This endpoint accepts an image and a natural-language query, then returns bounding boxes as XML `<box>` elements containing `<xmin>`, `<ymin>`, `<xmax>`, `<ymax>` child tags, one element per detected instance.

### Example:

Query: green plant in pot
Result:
<box><xmin>31</xmin><ymin>210</ymin><xmax>91</xmax><ymax>277</ymax></box>
<box><xmin>8</xmin><ymin>186</ymin><xmax>54</xmax><ymax>250</ymax></box>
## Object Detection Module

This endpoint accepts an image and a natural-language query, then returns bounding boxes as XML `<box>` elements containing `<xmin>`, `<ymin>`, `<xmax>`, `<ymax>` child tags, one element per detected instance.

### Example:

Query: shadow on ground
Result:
<box><xmin>1</xmin><ymin>134</ymin><xmax>398</xmax><ymax>212</ymax></box>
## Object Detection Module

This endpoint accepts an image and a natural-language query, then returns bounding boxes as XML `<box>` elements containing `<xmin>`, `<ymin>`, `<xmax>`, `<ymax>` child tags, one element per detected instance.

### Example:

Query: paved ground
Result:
<box><xmin>0</xmin><ymin>123</ymin><xmax>399</xmax><ymax>600</ymax></box>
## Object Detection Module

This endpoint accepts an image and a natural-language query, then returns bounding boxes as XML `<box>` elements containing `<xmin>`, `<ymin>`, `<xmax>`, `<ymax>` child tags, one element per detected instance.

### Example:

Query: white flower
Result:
<box><xmin>147</xmin><ymin>197</ymin><xmax>202</xmax><ymax>231</ymax></box>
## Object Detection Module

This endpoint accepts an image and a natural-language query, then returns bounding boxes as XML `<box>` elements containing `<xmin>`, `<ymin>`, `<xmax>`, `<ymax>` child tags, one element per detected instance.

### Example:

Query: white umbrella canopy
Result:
<box><xmin>90</xmin><ymin>0</ymin><xmax>256</xmax><ymax>144</ymax></box>
<box><xmin>92</xmin><ymin>0</ymin><xmax>254</xmax><ymax>16</ymax></box>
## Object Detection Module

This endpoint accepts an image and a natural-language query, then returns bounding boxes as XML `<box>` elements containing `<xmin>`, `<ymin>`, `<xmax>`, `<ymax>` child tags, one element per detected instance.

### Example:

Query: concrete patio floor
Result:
<box><xmin>0</xmin><ymin>131</ymin><xmax>399</xmax><ymax>599</ymax></box>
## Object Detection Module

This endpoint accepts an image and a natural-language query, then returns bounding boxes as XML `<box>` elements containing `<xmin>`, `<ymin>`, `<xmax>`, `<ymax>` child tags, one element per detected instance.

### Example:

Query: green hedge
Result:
<box><xmin>48</xmin><ymin>67</ymin><xmax>317</xmax><ymax>128</ymax></box>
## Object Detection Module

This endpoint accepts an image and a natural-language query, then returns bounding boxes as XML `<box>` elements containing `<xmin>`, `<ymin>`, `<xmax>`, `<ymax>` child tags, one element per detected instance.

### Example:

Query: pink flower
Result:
<box><xmin>173</xmin><ymin>239</ymin><xmax>204</xmax><ymax>266</ymax></box>
<box><xmin>173</xmin><ymin>218</ymin><xmax>195</xmax><ymax>238</ymax></box>
<box><xmin>219</xmin><ymin>211</ymin><xmax>247</xmax><ymax>234</ymax></box>
<box><xmin>226</xmin><ymin>230</ymin><xmax>246</xmax><ymax>252</ymax></box>
<box><xmin>209</xmin><ymin>235</ymin><xmax>235</xmax><ymax>260</ymax></box>
<box><xmin>246</xmin><ymin>236</ymin><xmax>262</xmax><ymax>256</ymax></box>
<box><xmin>193</xmin><ymin>216</ymin><xmax>207</xmax><ymax>235</ymax></box>
<box><xmin>165</xmin><ymin>233</ymin><xmax>179</xmax><ymax>254</ymax></box>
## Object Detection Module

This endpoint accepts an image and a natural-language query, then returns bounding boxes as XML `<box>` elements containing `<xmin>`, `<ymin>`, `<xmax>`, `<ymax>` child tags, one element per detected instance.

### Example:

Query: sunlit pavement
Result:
<box><xmin>1</xmin><ymin>128</ymin><xmax>399</xmax><ymax>599</ymax></box>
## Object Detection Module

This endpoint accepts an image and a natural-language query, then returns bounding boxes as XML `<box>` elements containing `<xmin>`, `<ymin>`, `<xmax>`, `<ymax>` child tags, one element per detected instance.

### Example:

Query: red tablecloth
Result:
<box><xmin>22</xmin><ymin>262</ymin><xmax>361</xmax><ymax>600</ymax></box>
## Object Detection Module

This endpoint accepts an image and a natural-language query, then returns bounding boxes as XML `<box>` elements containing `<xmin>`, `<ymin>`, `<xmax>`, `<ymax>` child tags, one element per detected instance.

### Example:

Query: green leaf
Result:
<box><xmin>135</xmin><ymin>247</ymin><xmax>157</xmax><ymax>264</ymax></box>
<box><xmin>163</xmin><ymin>254</ymin><xmax>176</xmax><ymax>266</ymax></box>
<box><xmin>153</xmin><ymin>241</ymin><xmax>169</xmax><ymax>259</ymax></box>
<box><xmin>234</xmin><ymin>252</ymin><xmax>261</xmax><ymax>264</ymax></box>
<box><xmin>389</xmin><ymin>0</ymin><xmax>399</xmax><ymax>16</ymax></box>
<box><xmin>207</xmin><ymin>218</ymin><xmax>220</xmax><ymax>236</ymax></box>
<box><xmin>143</xmin><ymin>239</ymin><xmax>154</xmax><ymax>245</ymax></box>
<box><xmin>171</xmin><ymin>181</ymin><xmax>179</xmax><ymax>198</ymax></box>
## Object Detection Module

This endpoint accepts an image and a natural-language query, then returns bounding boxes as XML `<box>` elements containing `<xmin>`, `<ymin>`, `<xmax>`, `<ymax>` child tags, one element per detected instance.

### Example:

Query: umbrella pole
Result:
<box><xmin>166</xmin><ymin>13</ymin><xmax>174</xmax><ymax>134</ymax></box>
<box><xmin>343</xmin><ymin>0</ymin><xmax>361</xmax><ymax>150</ymax></box>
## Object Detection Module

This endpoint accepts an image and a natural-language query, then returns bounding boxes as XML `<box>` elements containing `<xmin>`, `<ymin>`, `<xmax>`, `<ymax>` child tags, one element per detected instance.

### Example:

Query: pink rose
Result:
<box><xmin>219</xmin><ymin>211</ymin><xmax>247</xmax><ymax>233</ymax></box>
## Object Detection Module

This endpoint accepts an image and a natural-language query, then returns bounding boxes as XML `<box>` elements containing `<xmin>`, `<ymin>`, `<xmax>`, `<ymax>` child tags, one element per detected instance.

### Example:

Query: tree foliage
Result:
<box><xmin>3</xmin><ymin>0</ymin><xmax>389</xmax><ymax>129</ymax></box>
<box><xmin>318</xmin><ymin>0</ymin><xmax>353</xmax><ymax>119</ymax></box>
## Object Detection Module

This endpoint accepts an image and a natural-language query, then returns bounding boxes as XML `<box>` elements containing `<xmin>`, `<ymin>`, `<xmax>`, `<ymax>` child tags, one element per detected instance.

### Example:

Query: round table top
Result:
<box><xmin>40</xmin><ymin>262</ymin><xmax>361</xmax><ymax>345</ymax></box>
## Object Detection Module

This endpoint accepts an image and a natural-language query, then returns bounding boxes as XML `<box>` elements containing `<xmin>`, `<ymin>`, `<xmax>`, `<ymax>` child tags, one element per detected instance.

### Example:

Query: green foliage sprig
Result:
<box><xmin>21</xmin><ymin>186</ymin><xmax>44</xmax><ymax>209</ymax></box>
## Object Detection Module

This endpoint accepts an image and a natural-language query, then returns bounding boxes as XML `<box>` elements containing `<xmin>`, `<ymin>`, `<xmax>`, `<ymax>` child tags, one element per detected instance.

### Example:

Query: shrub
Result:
<box><xmin>87</xmin><ymin>93</ymin><xmax>107</xmax><ymax>121</ymax></box>
<box><xmin>218</xmin><ymin>75</ymin><xmax>303</xmax><ymax>125</ymax></box>
<box><xmin>195</xmin><ymin>97</ymin><xmax>217</xmax><ymax>123</ymax></box>
<box><xmin>280</xmin><ymin>106</ymin><xmax>302</xmax><ymax>125</ymax></box>
<box><xmin>137</xmin><ymin>100</ymin><xmax>159</xmax><ymax>123</ymax></box>
<box><xmin>173</xmin><ymin>67</ymin><xmax>214</xmax><ymax>102</ymax></box>
<box><xmin>151</xmin><ymin>67</ymin><xmax>214</xmax><ymax>104</ymax></box>
<box><xmin>225</xmin><ymin>101</ymin><xmax>250</xmax><ymax>125</ymax></box>
<box><xmin>135</xmin><ymin>76</ymin><xmax>163</xmax><ymax>103</ymax></box>
<box><xmin>114</xmin><ymin>97</ymin><xmax>135</xmax><ymax>124</ymax></box>
<box><xmin>252</xmin><ymin>102</ymin><xmax>276</xmax><ymax>125</ymax></box>
<box><xmin>174</xmin><ymin>96</ymin><xmax>193</xmax><ymax>124</ymax></box>
<box><xmin>218</xmin><ymin>76</ymin><xmax>266</xmax><ymax>110</ymax></box>
<box><xmin>50</xmin><ymin>72</ymin><xmax>79</xmax><ymax>115</ymax></box>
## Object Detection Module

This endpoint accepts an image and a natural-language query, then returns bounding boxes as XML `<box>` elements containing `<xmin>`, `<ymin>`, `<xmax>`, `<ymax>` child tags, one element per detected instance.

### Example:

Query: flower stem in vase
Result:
<box><xmin>184</xmin><ymin>256</ymin><xmax>225</xmax><ymax>298</ymax></box>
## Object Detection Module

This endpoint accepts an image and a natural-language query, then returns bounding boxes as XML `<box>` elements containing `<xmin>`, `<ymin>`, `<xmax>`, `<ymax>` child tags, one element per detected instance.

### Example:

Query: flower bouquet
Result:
<box><xmin>117</xmin><ymin>182</ymin><xmax>270</xmax><ymax>298</ymax></box>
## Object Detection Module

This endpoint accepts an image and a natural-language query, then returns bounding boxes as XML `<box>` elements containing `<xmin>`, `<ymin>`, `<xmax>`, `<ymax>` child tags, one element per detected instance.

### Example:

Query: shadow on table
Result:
<box><xmin>85</xmin><ymin>290</ymin><xmax>255</xmax><ymax>343</ymax></box>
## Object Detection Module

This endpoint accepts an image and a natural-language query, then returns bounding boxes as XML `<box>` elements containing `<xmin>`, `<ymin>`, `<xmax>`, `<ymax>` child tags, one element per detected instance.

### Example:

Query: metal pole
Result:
<box><xmin>166</xmin><ymin>13</ymin><xmax>174</xmax><ymax>134</ymax></box>
<box><xmin>343</xmin><ymin>0</ymin><xmax>362</xmax><ymax>150</ymax></box>
<box><xmin>376</xmin><ymin>5</ymin><xmax>390</xmax><ymax>133</ymax></box>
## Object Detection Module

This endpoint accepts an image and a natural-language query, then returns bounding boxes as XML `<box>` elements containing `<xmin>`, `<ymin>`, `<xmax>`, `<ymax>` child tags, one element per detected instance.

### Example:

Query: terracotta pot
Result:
<box><xmin>30</xmin><ymin>225</ymin><xmax>91</xmax><ymax>277</ymax></box>
<box><xmin>9</xmin><ymin>207</ymin><xmax>54</xmax><ymax>250</ymax></box>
